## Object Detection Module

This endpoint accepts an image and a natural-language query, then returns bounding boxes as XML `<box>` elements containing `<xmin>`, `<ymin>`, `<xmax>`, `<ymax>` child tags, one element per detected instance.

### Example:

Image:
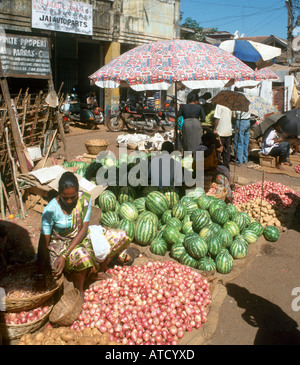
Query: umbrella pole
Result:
<box><xmin>174</xmin><ymin>81</ymin><xmax>178</xmax><ymax>150</ymax></box>
<box><xmin>259</xmin><ymin>171</ymin><xmax>265</xmax><ymax>224</ymax></box>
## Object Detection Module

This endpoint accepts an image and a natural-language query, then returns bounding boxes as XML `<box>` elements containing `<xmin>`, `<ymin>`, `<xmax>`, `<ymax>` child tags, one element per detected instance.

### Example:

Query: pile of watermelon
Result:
<box><xmin>96</xmin><ymin>185</ymin><xmax>280</xmax><ymax>275</ymax></box>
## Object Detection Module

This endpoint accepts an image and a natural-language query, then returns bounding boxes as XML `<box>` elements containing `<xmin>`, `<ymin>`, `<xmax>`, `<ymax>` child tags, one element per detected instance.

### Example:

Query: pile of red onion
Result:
<box><xmin>295</xmin><ymin>165</ymin><xmax>300</xmax><ymax>174</ymax></box>
<box><xmin>233</xmin><ymin>181</ymin><xmax>299</xmax><ymax>207</ymax></box>
<box><xmin>70</xmin><ymin>261</ymin><xmax>211</xmax><ymax>345</ymax></box>
<box><xmin>4</xmin><ymin>306</ymin><xmax>50</xmax><ymax>325</ymax></box>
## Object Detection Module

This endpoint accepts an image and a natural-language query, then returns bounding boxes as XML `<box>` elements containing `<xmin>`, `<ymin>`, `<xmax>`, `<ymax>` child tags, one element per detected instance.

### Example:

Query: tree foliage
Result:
<box><xmin>180</xmin><ymin>13</ymin><xmax>217</xmax><ymax>42</ymax></box>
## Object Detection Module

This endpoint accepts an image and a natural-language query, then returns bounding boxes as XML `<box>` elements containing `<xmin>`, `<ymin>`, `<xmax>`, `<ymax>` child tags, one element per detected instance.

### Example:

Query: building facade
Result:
<box><xmin>0</xmin><ymin>0</ymin><xmax>181</xmax><ymax>114</ymax></box>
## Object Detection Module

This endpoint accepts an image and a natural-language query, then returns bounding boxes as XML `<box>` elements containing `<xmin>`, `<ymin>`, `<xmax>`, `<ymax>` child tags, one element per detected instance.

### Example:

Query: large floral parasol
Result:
<box><xmin>89</xmin><ymin>39</ymin><xmax>262</xmax><ymax>91</ymax></box>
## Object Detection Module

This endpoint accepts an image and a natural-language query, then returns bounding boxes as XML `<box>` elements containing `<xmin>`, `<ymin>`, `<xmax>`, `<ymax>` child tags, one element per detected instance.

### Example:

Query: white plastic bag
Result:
<box><xmin>89</xmin><ymin>225</ymin><xmax>111</xmax><ymax>262</ymax></box>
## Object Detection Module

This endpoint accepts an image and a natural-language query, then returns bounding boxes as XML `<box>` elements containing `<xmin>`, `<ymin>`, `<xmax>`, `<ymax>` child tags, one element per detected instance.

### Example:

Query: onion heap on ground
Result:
<box><xmin>70</xmin><ymin>261</ymin><xmax>210</xmax><ymax>345</ymax></box>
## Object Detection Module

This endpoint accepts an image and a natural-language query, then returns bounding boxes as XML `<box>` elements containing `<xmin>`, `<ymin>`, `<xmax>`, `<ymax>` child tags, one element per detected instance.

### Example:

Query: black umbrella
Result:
<box><xmin>253</xmin><ymin>113</ymin><xmax>285</xmax><ymax>139</ymax></box>
<box><xmin>277</xmin><ymin>108</ymin><xmax>300</xmax><ymax>139</ymax></box>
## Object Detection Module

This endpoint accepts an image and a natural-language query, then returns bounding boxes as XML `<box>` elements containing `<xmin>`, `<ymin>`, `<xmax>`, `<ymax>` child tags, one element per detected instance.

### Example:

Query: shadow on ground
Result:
<box><xmin>226</xmin><ymin>283</ymin><xmax>300</xmax><ymax>345</ymax></box>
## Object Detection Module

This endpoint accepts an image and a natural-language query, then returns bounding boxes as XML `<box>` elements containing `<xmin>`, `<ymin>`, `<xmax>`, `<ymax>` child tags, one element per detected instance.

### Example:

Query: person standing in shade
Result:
<box><xmin>233</xmin><ymin>110</ymin><xmax>251</xmax><ymax>165</ymax></box>
<box><xmin>213</xmin><ymin>104</ymin><xmax>233</xmax><ymax>169</ymax></box>
<box><xmin>178</xmin><ymin>93</ymin><xmax>206</xmax><ymax>155</ymax></box>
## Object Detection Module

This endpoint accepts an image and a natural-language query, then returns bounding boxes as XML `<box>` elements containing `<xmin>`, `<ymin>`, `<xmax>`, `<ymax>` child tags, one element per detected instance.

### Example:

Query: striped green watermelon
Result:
<box><xmin>166</xmin><ymin>217</ymin><xmax>182</xmax><ymax>231</ymax></box>
<box><xmin>182</xmin><ymin>215</ymin><xmax>191</xmax><ymax>225</ymax></box>
<box><xmin>133</xmin><ymin>197</ymin><xmax>147</xmax><ymax>213</ymax></box>
<box><xmin>162</xmin><ymin>210</ymin><xmax>172</xmax><ymax>225</ymax></box>
<box><xmin>206</xmin><ymin>222</ymin><xmax>222</xmax><ymax>235</ymax></box>
<box><xmin>146</xmin><ymin>191</ymin><xmax>169</xmax><ymax>215</ymax></box>
<box><xmin>118</xmin><ymin>186</ymin><xmax>136</xmax><ymax>204</ymax></box>
<box><xmin>162</xmin><ymin>189</ymin><xmax>180</xmax><ymax>208</ymax></box>
<box><xmin>215</xmin><ymin>250</ymin><xmax>234</xmax><ymax>274</ymax></box>
<box><xmin>177</xmin><ymin>233</ymin><xmax>185</xmax><ymax>244</ymax></box>
<box><xmin>172</xmin><ymin>203</ymin><xmax>187</xmax><ymax>220</ymax></box>
<box><xmin>216</xmin><ymin>228</ymin><xmax>233</xmax><ymax>248</ymax></box>
<box><xmin>180</xmin><ymin>196</ymin><xmax>194</xmax><ymax>206</ymax></box>
<box><xmin>171</xmin><ymin>242</ymin><xmax>187</xmax><ymax>260</ymax></box>
<box><xmin>248</xmin><ymin>221</ymin><xmax>264</xmax><ymax>237</ymax></box>
<box><xmin>242</xmin><ymin>229</ymin><xmax>258</xmax><ymax>244</ymax></box>
<box><xmin>182</xmin><ymin>221</ymin><xmax>193</xmax><ymax>235</ymax></box>
<box><xmin>190</xmin><ymin>208</ymin><xmax>205</xmax><ymax>222</ymax></box>
<box><xmin>162</xmin><ymin>226</ymin><xmax>180</xmax><ymax>245</ymax></box>
<box><xmin>98</xmin><ymin>190</ymin><xmax>117</xmax><ymax>212</ymax></box>
<box><xmin>118</xmin><ymin>219</ymin><xmax>135</xmax><ymax>240</ymax></box>
<box><xmin>155</xmin><ymin>225</ymin><xmax>166</xmax><ymax>239</ymax></box>
<box><xmin>179</xmin><ymin>252</ymin><xmax>198</xmax><ymax>268</ymax></box>
<box><xmin>118</xmin><ymin>202</ymin><xmax>139</xmax><ymax>221</ymax></box>
<box><xmin>211</xmin><ymin>208</ymin><xmax>229</xmax><ymax>226</ymax></box>
<box><xmin>199</xmin><ymin>227</ymin><xmax>214</xmax><ymax>242</ymax></box>
<box><xmin>223</xmin><ymin>221</ymin><xmax>240</xmax><ymax>237</ymax></box>
<box><xmin>184</xmin><ymin>200</ymin><xmax>199</xmax><ymax>215</ymax></box>
<box><xmin>207</xmin><ymin>236</ymin><xmax>222</xmax><ymax>256</ymax></box>
<box><xmin>225</xmin><ymin>204</ymin><xmax>238</xmax><ymax>219</ymax></box>
<box><xmin>198</xmin><ymin>256</ymin><xmax>216</xmax><ymax>272</ymax></box>
<box><xmin>185</xmin><ymin>236</ymin><xmax>208</xmax><ymax>260</ymax></box>
<box><xmin>208</xmin><ymin>200</ymin><xmax>227</xmax><ymax>216</ymax></box>
<box><xmin>183</xmin><ymin>232</ymin><xmax>200</xmax><ymax>249</ymax></box>
<box><xmin>114</xmin><ymin>200</ymin><xmax>120</xmax><ymax>215</ymax></box>
<box><xmin>134</xmin><ymin>218</ymin><xmax>157</xmax><ymax>246</ymax></box>
<box><xmin>263</xmin><ymin>226</ymin><xmax>280</xmax><ymax>242</ymax></box>
<box><xmin>136</xmin><ymin>211</ymin><xmax>159</xmax><ymax>226</ymax></box>
<box><xmin>196</xmin><ymin>195</ymin><xmax>215</xmax><ymax>210</ymax></box>
<box><xmin>192</xmin><ymin>211</ymin><xmax>210</xmax><ymax>232</ymax></box>
<box><xmin>230</xmin><ymin>238</ymin><xmax>248</xmax><ymax>259</ymax></box>
<box><xmin>186</xmin><ymin>187</ymin><xmax>205</xmax><ymax>200</ymax></box>
<box><xmin>100</xmin><ymin>211</ymin><xmax>119</xmax><ymax>228</ymax></box>
<box><xmin>150</xmin><ymin>238</ymin><xmax>168</xmax><ymax>256</ymax></box>
<box><xmin>240</xmin><ymin>212</ymin><xmax>252</xmax><ymax>227</ymax></box>
<box><xmin>232</xmin><ymin>212</ymin><xmax>249</xmax><ymax>231</ymax></box>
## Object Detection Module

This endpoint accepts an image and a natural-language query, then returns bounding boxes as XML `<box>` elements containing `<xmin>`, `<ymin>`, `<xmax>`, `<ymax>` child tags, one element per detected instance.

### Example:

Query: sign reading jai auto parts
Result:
<box><xmin>31</xmin><ymin>0</ymin><xmax>93</xmax><ymax>36</ymax></box>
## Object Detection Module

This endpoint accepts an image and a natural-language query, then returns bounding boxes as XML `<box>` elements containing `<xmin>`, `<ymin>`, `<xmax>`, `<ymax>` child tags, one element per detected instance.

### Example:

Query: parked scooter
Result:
<box><xmin>61</xmin><ymin>92</ymin><xmax>104</xmax><ymax>130</ymax></box>
<box><xmin>107</xmin><ymin>98</ymin><xmax>165</xmax><ymax>133</ymax></box>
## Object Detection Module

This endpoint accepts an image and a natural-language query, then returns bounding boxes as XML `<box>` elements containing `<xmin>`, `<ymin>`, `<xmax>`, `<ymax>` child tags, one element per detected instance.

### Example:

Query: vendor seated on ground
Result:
<box><xmin>261</xmin><ymin>123</ymin><xmax>292</xmax><ymax>170</ymax></box>
<box><xmin>192</xmin><ymin>131</ymin><xmax>233</xmax><ymax>200</ymax></box>
<box><xmin>148</xmin><ymin>141</ymin><xmax>184</xmax><ymax>188</ymax></box>
<box><xmin>36</xmin><ymin>171</ymin><xmax>134</xmax><ymax>300</ymax></box>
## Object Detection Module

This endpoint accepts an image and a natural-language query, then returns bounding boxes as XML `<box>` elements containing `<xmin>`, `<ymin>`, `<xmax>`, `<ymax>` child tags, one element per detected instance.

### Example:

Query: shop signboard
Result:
<box><xmin>0</xmin><ymin>33</ymin><xmax>51</xmax><ymax>78</ymax></box>
<box><xmin>31</xmin><ymin>0</ymin><xmax>93</xmax><ymax>36</ymax></box>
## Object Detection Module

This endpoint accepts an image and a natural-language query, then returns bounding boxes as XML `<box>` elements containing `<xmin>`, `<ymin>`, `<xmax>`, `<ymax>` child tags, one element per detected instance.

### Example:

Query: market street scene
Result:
<box><xmin>0</xmin><ymin>0</ymin><xmax>300</xmax><ymax>349</ymax></box>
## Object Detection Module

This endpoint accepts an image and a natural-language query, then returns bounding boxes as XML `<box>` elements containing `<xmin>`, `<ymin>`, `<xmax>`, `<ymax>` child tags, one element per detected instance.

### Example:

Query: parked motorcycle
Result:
<box><xmin>157</xmin><ymin>95</ymin><xmax>178</xmax><ymax>130</ymax></box>
<box><xmin>61</xmin><ymin>93</ymin><xmax>104</xmax><ymax>130</ymax></box>
<box><xmin>107</xmin><ymin>98</ymin><xmax>166</xmax><ymax>133</ymax></box>
<box><xmin>107</xmin><ymin>99</ymin><xmax>175</xmax><ymax>133</ymax></box>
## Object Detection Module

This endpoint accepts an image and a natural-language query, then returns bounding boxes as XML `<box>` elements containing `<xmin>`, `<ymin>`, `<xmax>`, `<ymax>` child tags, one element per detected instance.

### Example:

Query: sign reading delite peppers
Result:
<box><xmin>0</xmin><ymin>33</ymin><xmax>51</xmax><ymax>78</ymax></box>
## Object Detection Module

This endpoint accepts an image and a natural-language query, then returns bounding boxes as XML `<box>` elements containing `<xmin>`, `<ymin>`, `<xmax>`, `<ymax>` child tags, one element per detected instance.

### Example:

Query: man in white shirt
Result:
<box><xmin>261</xmin><ymin>125</ymin><xmax>291</xmax><ymax>170</ymax></box>
<box><xmin>214</xmin><ymin>104</ymin><xmax>233</xmax><ymax>169</ymax></box>
<box><xmin>233</xmin><ymin>110</ymin><xmax>251</xmax><ymax>165</ymax></box>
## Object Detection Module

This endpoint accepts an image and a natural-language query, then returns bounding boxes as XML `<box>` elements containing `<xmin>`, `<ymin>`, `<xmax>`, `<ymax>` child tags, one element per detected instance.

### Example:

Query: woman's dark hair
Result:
<box><xmin>187</xmin><ymin>92</ymin><xmax>199</xmax><ymax>104</ymax></box>
<box><xmin>161</xmin><ymin>141</ymin><xmax>174</xmax><ymax>153</ymax></box>
<box><xmin>58</xmin><ymin>171</ymin><xmax>79</xmax><ymax>193</ymax></box>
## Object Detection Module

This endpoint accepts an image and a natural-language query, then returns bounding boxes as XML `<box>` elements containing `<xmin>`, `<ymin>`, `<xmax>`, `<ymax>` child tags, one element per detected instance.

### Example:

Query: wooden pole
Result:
<box><xmin>0</xmin><ymin>59</ymin><xmax>28</xmax><ymax>174</ymax></box>
<box><xmin>42</xmin><ymin>129</ymin><xmax>57</xmax><ymax>168</ymax></box>
<box><xmin>259</xmin><ymin>171</ymin><xmax>265</xmax><ymax>224</ymax></box>
<box><xmin>0</xmin><ymin>172</ymin><xmax>5</xmax><ymax>219</ymax></box>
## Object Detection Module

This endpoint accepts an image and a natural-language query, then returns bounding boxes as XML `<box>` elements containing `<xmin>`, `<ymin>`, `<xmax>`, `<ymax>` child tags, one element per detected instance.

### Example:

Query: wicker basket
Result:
<box><xmin>0</xmin><ymin>305</ymin><xmax>53</xmax><ymax>340</ymax></box>
<box><xmin>5</xmin><ymin>275</ymin><xmax>64</xmax><ymax>313</ymax></box>
<box><xmin>84</xmin><ymin>139</ymin><xmax>108</xmax><ymax>155</ymax></box>
<box><xmin>49</xmin><ymin>288</ymin><xmax>82</xmax><ymax>327</ymax></box>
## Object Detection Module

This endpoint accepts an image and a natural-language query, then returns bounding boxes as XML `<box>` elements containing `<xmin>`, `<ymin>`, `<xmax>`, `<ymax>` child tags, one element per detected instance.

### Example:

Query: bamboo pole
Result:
<box><xmin>41</xmin><ymin>129</ymin><xmax>57</xmax><ymax>168</ymax></box>
<box><xmin>5</xmin><ymin>127</ymin><xmax>25</xmax><ymax>219</ymax></box>
<box><xmin>0</xmin><ymin>60</ymin><xmax>28</xmax><ymax>173</ymax></box>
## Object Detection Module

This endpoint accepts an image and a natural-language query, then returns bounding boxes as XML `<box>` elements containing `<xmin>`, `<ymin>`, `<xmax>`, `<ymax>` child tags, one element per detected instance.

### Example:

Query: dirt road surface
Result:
<box><xmin>4</xmin><ymin>123</ymin><xmax>300</xmax><ymax>346</ymax></box>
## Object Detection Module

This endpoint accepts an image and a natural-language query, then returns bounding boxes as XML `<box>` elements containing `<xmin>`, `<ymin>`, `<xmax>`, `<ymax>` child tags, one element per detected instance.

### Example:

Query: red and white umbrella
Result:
<box><xmin>89</xmin><ymin>39</ymin><xmax>262</xmax><ymax>91</ymax></box>
<box><xmin>234</xmin><ymin>66</ymin><xmax>279</xmax><ymax>88</ymax></box>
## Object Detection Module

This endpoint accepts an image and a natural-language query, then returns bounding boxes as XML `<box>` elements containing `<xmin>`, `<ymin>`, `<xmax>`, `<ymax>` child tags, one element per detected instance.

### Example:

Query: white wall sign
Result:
<box><xmin>32</xmin><ymin>0</ymin><xmax>93</xmax><ymax>36</ymax></box>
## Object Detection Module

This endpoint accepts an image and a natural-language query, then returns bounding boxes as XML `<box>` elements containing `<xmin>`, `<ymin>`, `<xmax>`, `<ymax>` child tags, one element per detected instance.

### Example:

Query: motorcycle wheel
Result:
<box><xmin>125</xmin><ymin>116</ymin><xmax>138</xmax><ymax>132</ymax></box>
<box><xmin>143</xmin><ymin>117</ymin><xmax>159</xmax><ymax>134</ymax></box>
<box><xmin>107</xmin><ymin>115</ymin><xmax>125</xmax><ymax>132</ymax></box>
<box><xmin>160</xmin><ymin>116</ymin><xmax>174</xmax><ymax>132</ymax></box>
